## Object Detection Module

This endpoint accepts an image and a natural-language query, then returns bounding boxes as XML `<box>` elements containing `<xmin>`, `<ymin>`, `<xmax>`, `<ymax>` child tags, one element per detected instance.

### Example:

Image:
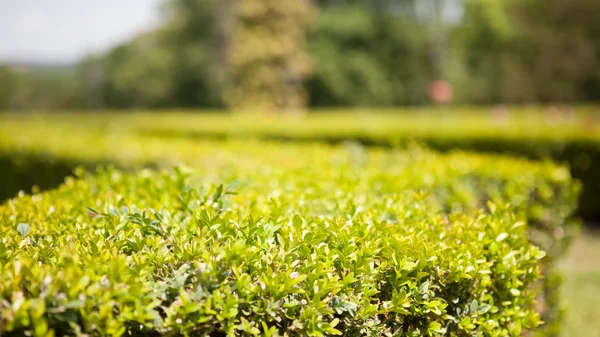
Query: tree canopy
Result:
<box><xmin>1</xmin><ymin>0</ymin><xmax>599</xmax><ymax>111</ymax></box>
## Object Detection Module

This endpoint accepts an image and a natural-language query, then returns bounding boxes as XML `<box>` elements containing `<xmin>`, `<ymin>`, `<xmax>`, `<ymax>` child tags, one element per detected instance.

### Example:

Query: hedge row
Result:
<box><xmin>0</xmin><ymin>124</ymin><xmax>580</xmax><ymax>336</ymax></box>
<box><xmin>15</xmin><ymin>109</ymin><xmax>591</xmax><ymax>217</ymax></box>
<box><xmin>0</xmin><ymin>123</ymin><xmax>581</xmax><ymax>259</ymax></box>
<box><xmin>128</xmin><ymin>110</ymin><xmax>598</xmax><ymax>218</ymax></box>
<box><xmin>0</xmin><ymin>163</ymin><xmax>552</xmax><ymax>336</ymax></box>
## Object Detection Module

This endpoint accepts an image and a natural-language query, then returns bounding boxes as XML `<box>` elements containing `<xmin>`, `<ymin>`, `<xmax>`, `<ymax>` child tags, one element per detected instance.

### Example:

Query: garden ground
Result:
<box><xmin>561</xmin><ymin>229</ymin><xmax>600</xmax><ymax>337</ymax></box>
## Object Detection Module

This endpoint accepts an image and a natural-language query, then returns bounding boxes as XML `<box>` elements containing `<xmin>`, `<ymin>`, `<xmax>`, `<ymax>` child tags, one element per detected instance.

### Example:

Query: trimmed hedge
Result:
<box><xmin>0</xmin><ymin>126</ymin><xmax>580</xmax><ymax>336</ymax></box>
<box><xmin>9</xmin><ymin>109</ymin><xmax>590</xmax><ymax>217</ymax></box>
<box><xmin>130</xmin><ymin>110</ymin><xmax>597</xmax><ymax>219</ymax></box>
<box><xmin>1</xmin><ymin>165</ymin><xmax>546</xmax><ymax>337</ymax></box>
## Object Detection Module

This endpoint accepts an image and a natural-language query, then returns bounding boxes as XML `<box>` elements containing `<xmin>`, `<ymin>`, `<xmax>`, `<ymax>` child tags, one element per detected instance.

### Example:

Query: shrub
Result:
<box><xmin>1</xmin><ymin>167</ymin><xmax>546</xmax><ymax>336</ymax></box>
<box><xmin>0</xmin><ymin>120</ymin><xmax>580</xmax><ymax>335</ymax></box>
<box><xmin>38</xmin><ymin>108</ymin><xmax>590</xmax><ymax>218</ymax></box>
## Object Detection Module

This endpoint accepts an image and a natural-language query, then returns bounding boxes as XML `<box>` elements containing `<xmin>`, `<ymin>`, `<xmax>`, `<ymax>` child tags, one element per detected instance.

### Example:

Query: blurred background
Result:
<box><xmin>1</xmin><ymin>0</ymin><xmax>599</xmax><ymax>111</ymax></box>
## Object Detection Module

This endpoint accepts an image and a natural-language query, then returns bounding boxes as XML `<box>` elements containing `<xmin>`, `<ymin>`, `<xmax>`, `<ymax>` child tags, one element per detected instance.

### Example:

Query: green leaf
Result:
<box><xmin>477</xmin><ymin>303</ymin><xmax>491</xmax><ymax>314</ymax></box>
<box><xmin>487</xmin><ymin>201</ymin><xmax>497</xmax><ymax>214</ymax></box>
<box><xmin>496</xmin><ymin>232</ymin><xmax>509</xmax><ymax>242</ymax></box>
<box><xmin>16</xmin><ymin>223</ymin><xmax>30</xmax><ymax>237</ymax></box>
<box><xmin>120</xmin><ymin>206</ymin><xmax>129</xmax><ymax>215</ymax></box>
<box><xmin>470</xmin><ymin>300</ymin><xmax>478</xmax><ymax>313</ymax></box>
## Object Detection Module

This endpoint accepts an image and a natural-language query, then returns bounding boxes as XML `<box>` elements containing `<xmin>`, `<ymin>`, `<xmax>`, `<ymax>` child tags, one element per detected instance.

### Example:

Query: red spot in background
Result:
<box><xmin>429</xmin><ymin>80</ymin><xmax>454</xmax><ymax>104</ymax></box>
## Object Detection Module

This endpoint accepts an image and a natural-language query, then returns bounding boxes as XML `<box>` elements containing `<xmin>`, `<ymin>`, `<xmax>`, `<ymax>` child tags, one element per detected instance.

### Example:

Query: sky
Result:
<box><xmin>0</xmin><ymin>0</ymin><xmax>464</xmax><ymax>65</ymax></box>
<box><xmin>0</xmin><ymin>0</ymin><xmax>163</xmax><ymax>64</ymax></box>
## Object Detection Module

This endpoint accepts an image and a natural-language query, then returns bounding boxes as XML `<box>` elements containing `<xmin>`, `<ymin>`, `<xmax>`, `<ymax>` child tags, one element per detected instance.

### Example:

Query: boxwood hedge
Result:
<box><xmin>8</xmin><ymin>109</ymin><xmax>589</xmax><ymax>217</ymax></box>
<box><xmin>0</xmin><ymin>128</ymin><xmax>580</xmax><ymax>336</ymax></box>
<box><xmin>1</xmin><ymin>166</ymin><xmax>546</xmax><ymax>337</ymax></box>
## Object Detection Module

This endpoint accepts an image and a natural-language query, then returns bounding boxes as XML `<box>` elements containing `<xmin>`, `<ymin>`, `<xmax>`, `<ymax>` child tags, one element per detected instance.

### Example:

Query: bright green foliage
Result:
<box><xmin>4</xmin><ymin>109</ymin><xmax>595</xmax><ymax>217</ymax></box>
<box><xmin>0</xmin><ymin>117</ymin><xmax>581</xmax><ymax>335</ymax></box>
<box><xmin>1</xmin><ymin>162</ymin><xmax>548</xmax><ymax>336</ymax></box>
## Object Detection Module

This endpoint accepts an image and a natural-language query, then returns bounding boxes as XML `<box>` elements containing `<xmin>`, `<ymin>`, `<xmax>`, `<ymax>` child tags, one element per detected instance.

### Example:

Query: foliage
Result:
<box><xmin>0</xmin><ymin>115</ymin><xmax>582</xmax><ymax>335</ymax></box>
<box><xmin>0</xmin><ymin>161</ymin><xmax>550</xmax><ymax>336</ymax></box>
<box><xmin>13</xmin><ymin>108</ymin><xmax>595</xmax><ymax>215</ymax></box>
<box><xmin>99</xmin><ymin>33</ymin><xmax>174</xmax><ymax>109</ymax></box>
<box><xmin>160</xmin><ymin>0</ymin><xmax>229</xmax><ymax>108</ymax></box>
<box><xmin>308</xmin><ymin>2</ymin><xmax>434</xmax><ymax>106</ymax></box>
<box><xmin>227</xmin><ymin>0</ymin><xmax>316</xmax><ymax>111</ymax></box>
<box><xmin>459</xmin><ymin>0</ymin><xmax>600</xmax><ymax>103</ymax></box>
<box><xmin>3</xmin><ymin>0</ymin><xmax>599</xmax><ymax>110</ymax></box>
<box><xmin>0</xmin><ymin>65</ymin><xmax>82</xmax><ymax>111</ymax></box>
<box><xmin>0</xmin><ymin>67</ymin><xmax>18</xmax><ymax>110</ymax></box>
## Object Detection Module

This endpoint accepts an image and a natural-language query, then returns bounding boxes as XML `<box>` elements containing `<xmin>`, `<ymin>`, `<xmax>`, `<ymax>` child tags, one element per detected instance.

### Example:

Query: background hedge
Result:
<box><xmin>2</xmin><ymin>109</ymin><xmax>597</xmax><ymax>217</ymax></box>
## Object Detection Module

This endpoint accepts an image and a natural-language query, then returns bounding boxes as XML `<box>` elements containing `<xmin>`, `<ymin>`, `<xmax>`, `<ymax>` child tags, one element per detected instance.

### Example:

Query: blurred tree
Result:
<box><xmin>226</xmin><ymin>0</ymin><xmax>316</xmax><ymax>112</ymax></box>
<box><xmin>459</xmin><ymin>0</ymin><xmax>600</xmax><ymax>103</ymax></box>
<box><xmin>515</xmin><ymin>0</ymin><xmax>600</xmax><ymax>103</ymax></box>
<box><xmin>0</xmin><ymin>66</ymin><xmax>18</xmax><ymax>110</ymax></box>
<box><xmin>308</xmin><ymin>0</ymin><xmax>443</xmax><ymax>106</ymax></box>
<box><xmin>456</xmin><ymin>0</ymin><xmax>516</xmax><ymax>103</ymax></box>
<box><xmin>162</xmin><ymin>0</ymin><xmax>229</xmax><ymax>108</ymax></box>
<box><xmin>101</xmin><ymin>33</ymin><xmax>173</xmax><ymax>108</ymax></box>
<box><xmin>308</xmin><ymin>5</ymin><xmax>394</xmax><ymax>106</ymax></box>
<box><xmin>5</xmin><ymin>0</ymin><xmax>598</xmax><ymax>110</ymax></box>
<box><xmin>78</xmin><ymin>55</ymin><xmax>107</xmax><ymax>109</ymax></box>
<box><xmin>0</xmin><ymin>65</ymin><xmax>84</xmax><ymax>111</ymax></box>
<box><xmin>75</xmin><ymin>0</ymin><xmax>231</xmax><ymax>110</ymax></box>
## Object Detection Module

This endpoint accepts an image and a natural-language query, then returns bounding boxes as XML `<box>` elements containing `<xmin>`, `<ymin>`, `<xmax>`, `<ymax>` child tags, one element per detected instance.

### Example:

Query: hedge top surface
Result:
<box><xmin>0</xmin><ymin>123</ymin><xmax>580</xmax><ymax>259</ymax></box>
<box><xmin>0</xmin><ymin>165</ymin><xmax>546</xmax><ymax>337</ymax></box>
<box><xmin>0</xmin><ymin>116</ymin><xmax>578</xmax><ymax>178</ymax></box>
<box><xmin>0</xmin><ymin>118</ymin><xmax>580</xmax><ymax>336</ymax></box>
<box><xmin>1</xmin><ymin>109</ymin><xmax>597</xmax><ymax>220</ymax></box>
<box><xmin>2</xmin><ymin>107</ymin><xmax>599</xmax><ymax>142</ymax></box>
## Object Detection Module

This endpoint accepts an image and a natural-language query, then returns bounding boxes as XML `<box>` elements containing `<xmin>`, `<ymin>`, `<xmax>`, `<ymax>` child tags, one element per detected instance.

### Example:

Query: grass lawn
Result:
<box><xmin>561</xmin><ymin>229</ymin><xmax>600</xmax><ymax>337</ymax></box>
